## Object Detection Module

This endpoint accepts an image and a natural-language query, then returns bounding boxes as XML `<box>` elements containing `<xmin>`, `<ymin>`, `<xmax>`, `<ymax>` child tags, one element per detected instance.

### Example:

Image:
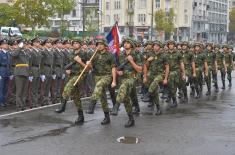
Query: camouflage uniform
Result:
<box><xmin>223</xmin><ymin>46</ymin><xmax>234</xmax><ymax>87</ymax></box>
<box><xmin>215</xmin><ymin>45</ymin><xmax>226</xmax><ymax>88</ymax></box>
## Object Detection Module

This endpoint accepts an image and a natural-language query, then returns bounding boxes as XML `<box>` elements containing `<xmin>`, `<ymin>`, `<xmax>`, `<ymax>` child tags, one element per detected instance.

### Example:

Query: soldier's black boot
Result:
<box><xmin>75</xmin><ymin>110</ymin><xmax>84</xmax><ymax>125</ymax></box>
<box><xmin>155</xmin><ymin>104</ymin><xmax>161</xmax><ymax>116</ymax></box>
<box><xmin>228</xmin><ymin>79</ymin><xmax>232</xmax><ymax>88</ymax></box>
<box><xmin>142</xmin><ymin>92</ymin><xmax>151</xmax><ymax>102</ymax></box>
<box><xmin>101</xmin><ymin>112</ymin><xmax>110</xmax><ymax>125</ymax></box>
<box><xmin>111</xmin><ymin>103</ymin><xmax>120</xmax><ymax>116</ymax></box>
<box><xmin>206</xmin><ymin>89</ymin><xmax>211</xmax><ymax>96</ymax></box>
<box><xmin>133</xmin><ymin>103</ymin><xmax>140</xmax><ymax>115</ymax></box>
<box><xmin>125</xmin><ymin>113</ymin><xmax>135</xmax><ymax>128</ymax></box>
<box><xmin>170</xmin><ymin>97</ymin><xmax>177</xmax><ymax>108</ymax></box>
<box><xmin>86</xmin><ymin>100</ymin><xmax>96</xmax><ymax>114</ymax></box>
<box><xmin>55</xmin><ymin>99</ymin><xmax>67</xmax><ymax>113</ymax></box>
<box><xmin>221</xmin><ymin>80</ymin><xmax>225</xmax><ymax>89</ymax></box>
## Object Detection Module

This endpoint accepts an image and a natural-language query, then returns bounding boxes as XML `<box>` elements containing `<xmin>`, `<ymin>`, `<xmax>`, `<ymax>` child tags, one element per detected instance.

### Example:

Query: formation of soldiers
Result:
<box><xmin>0</xmin><ymin>36</ymin><xmax>234</xmax><ymax>128</ymax></box>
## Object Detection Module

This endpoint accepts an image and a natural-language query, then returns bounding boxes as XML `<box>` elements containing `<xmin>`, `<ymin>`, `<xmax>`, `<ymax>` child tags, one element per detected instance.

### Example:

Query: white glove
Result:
<box><xmin>52</xmin><ymin>74</ymin><xmax>56</xmax><ymax>80</ymax></box>
<box><xmin>62</xmin><ymin>74</ymin><xmax>66</xmax><ymax>79</ymax></box>
<box><xmin>19</xmin><ymin>42</ymin><xmax>24</xmax><ymax>48</ymax></box>
<box><xmin>9</xmin><ymin>75</ymin><xmax>14</xmax><ymax>80</ymax></box>
<box><xmin>28</xmin><ymin>76</ymin><xmax>33</xmax><ymax>82</ymax></box>
<box><xmin>40</xmin><ymin>75</ymin><xmax>46</xmax><ymax>82</ymax></box>
<box><xmin>0</xmin><ymin>76</ymin><xmax>2</xmax><ymax>80</ymax></box>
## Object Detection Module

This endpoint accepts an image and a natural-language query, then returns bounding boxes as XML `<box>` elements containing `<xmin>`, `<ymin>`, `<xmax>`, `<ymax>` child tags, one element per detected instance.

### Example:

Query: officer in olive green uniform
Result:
<box><xmin>11</xmin><ymin>39</ymin><xmax>30</xmax><ymax>110</ymax></box>
<box><xmin>86</xmin><ymin>39</ymin><xmax>117</xmax><ymax>125</ymax></box>
<box><xmin>167</xmin><ymin>40</ymin><xmax>185</xmax><ymax>107</ymax></box>
<box><xmin>41</xmin><ymin>39</ymin><xmax>54</xmax><ymax>106</ymax></box>
<box><xmin>29</xmin><ymin>38</ymin><xmax>43</xmax><ymax>107</ymax></box>
<box><xmin>143</xmin><ymin>40</ymin><xmax>169</xmax><ymax>115</ymax></box>
<box><xmin>111</xmin><ymin>38</ymin><xmax>142</xmax><ymax>127</ymax></box>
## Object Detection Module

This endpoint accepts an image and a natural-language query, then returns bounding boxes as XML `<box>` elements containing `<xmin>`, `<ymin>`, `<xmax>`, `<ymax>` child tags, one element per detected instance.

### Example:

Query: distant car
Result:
<box><xmin>0</xmin><ymin>27</ymin><xmax>22</xmax><ymax>37</ymax></box>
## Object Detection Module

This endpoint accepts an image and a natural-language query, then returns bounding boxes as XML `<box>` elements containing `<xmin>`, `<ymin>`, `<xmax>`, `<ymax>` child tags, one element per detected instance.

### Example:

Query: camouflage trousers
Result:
<box><xmin>194</xmin><ymin>68</ymin><xmax>204</xmax><ymax>94</ymax></box>
<box><xmin>178</xmin><ymin>69</ymin><xmax>192</xmax><ymax>98</ymax></box>
<box><xmin>62</xmin><ymin>76</ymin><xmax>84</xmax><ymax>111</ymax></box>
<box><xmin>116</xmin><ymin>78</ymin><xmax>136</xmax><ymax>114</ymax></box>
<box><xmin>91</xmin><ymin>75</ymin><xmax>112</xmax><ymax>113</ymax></box>
<box><xmin>168</xmin><ymin>71</ymin><xmax>180</xmax><ymax>98</ymax></box>
<box><xmin>204</xmin><ymin>66</ymin><xmax>212</xmax><ymax>91</ymax></box>
<box><xmin>218</xmin><ymin>67</ymin><xmax>226</xmax><ymax>83</ymax></box>
<box><xmin>226</xmin><ymin>65</ymin><xmax>233</xmax><ymax>82</ymax></box>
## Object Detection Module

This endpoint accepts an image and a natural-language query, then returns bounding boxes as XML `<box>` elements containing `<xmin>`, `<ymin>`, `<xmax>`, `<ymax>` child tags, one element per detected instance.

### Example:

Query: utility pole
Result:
<box><xmin>150</xmin><ymin>0</ymin><xmax>154</xmax><ymax>40</ymax></box>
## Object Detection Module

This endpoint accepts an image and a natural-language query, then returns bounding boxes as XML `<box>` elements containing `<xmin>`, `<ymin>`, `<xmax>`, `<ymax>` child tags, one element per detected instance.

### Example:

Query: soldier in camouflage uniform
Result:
<box><xmin>204</xmin><ymin>43</ymin><xmax>218</xmax><ymax>94</ymax></box>
<box><xmin>214</xmin><ymin>44</ymin><xmax>227</xmax><ymax>89</ymax></box>
<box><xmin>178</xmin><ymin>41</ymin><xmax>196</xmax><ymax>103</ymax></box>
<box><xmin>56</xmin><ymin>39</ymin><xmax>88</xmax><ymax>125</ymax></box>
<box><xmin>193</xmin><ymin>43</ymin><xmax>209</xmax><ymax>98</ymax></box>
<box><xmin>143</xmin><ymin>40</ymin><xmax>169</xmax><ymax>115</ymax></box>
<box><xmin>223</xmin><ymin>45</ymin><xmax>234</xmax><ymax>88</ymax></box>
<box><xmin>86</xmin><ymin>39</ymin><xmax>117</xmax><ymax>125</ymax></box>
<box><xmin>167</xmin><ymin>40</ymin><xmax>185</xmax><ymax>107</ymax></box>
<box><xmin>111</xmin><ymin>38</ymin><xmax>142</xmax><ymax>127</ymax></box>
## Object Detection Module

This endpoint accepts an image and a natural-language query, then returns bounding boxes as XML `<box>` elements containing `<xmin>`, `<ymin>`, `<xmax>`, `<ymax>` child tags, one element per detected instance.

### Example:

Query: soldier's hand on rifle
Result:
<box><xmin>66</xmin><ymin>70</ymin><xmax>71</xmax><ymax>75</ymax></box>
<box><xmin>163</xmin><ymin>78</ymin><xmax>168</xmax><ymax>85</ymax></box>
<box><xmin>147</xmin><ymin>57</ymin><xmax>154</xmax><ymax>62</ymax></box>
<box><xmin>111</xmin><ymin>81</ymin><xmax>116</xmax><ymax>88</ymax></box>
<box><xmin>127</xmin><ymin>55</ymin><xmax>134</xmax><ymax>63</ymax></box>
<box><xmin>117</xmin><ymin>70</ymin><xmax>123</xmax><ymax>76</ymax></box>
<box><xmin>143</xmin><ymin>77</ymin><xmax>148</xmax><ymax>84</ymax></box>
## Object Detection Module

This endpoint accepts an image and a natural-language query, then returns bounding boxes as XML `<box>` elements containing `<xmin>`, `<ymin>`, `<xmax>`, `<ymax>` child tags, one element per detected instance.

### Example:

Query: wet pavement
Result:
<box><xmin>1</xmin><ymin>78</ymin><xmax>235</xmax><ymax>155</ymax></box>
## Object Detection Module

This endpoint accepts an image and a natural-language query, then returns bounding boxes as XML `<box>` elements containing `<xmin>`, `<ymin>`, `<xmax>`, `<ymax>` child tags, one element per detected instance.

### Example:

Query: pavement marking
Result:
<box><xmin>0</xmin><ymin>96</ymin><xmax>92</xmax><ymax>119</ymax></box>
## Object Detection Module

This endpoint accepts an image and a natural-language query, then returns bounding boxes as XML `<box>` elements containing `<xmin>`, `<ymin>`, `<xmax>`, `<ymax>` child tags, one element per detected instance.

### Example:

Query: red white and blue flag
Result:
<box><xmin>106</xmin><ymin>22</ymin><xmax>121</xmax><ymax>62</ymax></box>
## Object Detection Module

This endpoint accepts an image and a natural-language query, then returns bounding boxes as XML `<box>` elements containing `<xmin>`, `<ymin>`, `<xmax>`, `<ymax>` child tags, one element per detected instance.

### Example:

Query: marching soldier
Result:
<box><xmin>167</xmin><ymin>40</ymin><xmax>185</xmax><ymax>107</ymax></box>
<box><xmin>223</xmin><ymin>45</ymin><xmax>234</xmax><ymax>88</ymax></box>
<box><xmin>143</xmin><ymin>40</ymin><xmax>169</xmax><ymax>115</ymax></box>
<box><xmin>111</xmin><ymin>38</ymin><xmax>142</xmax><ymax>127</ymax></box>
<box><xmin>86</xmin><ymin>38</ymin><xmax>117</xmax><ymax>125</ymax></box>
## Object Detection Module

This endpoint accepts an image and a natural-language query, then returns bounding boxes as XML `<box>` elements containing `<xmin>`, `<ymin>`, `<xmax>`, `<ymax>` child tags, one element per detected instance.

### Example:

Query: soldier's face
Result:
<box><xmin>182</xmin><ymin>45</ymin><xmax>187</xmax><ymax>50</ymax></box>
<box><xmin>73</xmin><ymin>43</ymin><xmax>81</xmax><ymax>49</ymax></box>
<box><xmin>195</xmin><ymin>46</ymin><xmax>200</xmax><ymax>51</ymax></box>
<box><xmin>229</xmin><ymin>49</ymin><xmax>233</xmax><ymax>52</ymax></box>
<box><xmin>146</xmin><ymin>44</ymin><xmax>152</xmax><ymax>50</ymax></box>
<box><xmin>45</xmin><ymin>42</ymin><xmax>52</xmax><ymax>48</ymax></box>
<box><xmin>1</xmin><ymin>43</ymin><xmax>8</xmax><ymax>49</ymax></box>
<box><xmin>97</xmin><ymin>43</ymin><xmax>105</xmax><ymax>51</ymax></box>
<box><xmin>215</xmin><ymin>47</ymin><xmax>219</xmax><ymax>51</ymax></box>
<box><xmin>33</xmin><ymin>42</ymin><xmax>40</xmax><ymax>47</ymax></box>
<box><xmin>168</xmin><ymin>44</ymin><xmax>174</xmax><ymax>50</ymax></box>
<box><xmin>207</xmin><ymin>46</ymin><xmax>212</xmax><ymax>50</ymax></box>
<box><xmin>177</xmin><ymin>45</ymin><xmax>181</xmax><ymax>49</ymax></box>
<box><xmin>153</xmin><ymin>44</ymin><xmax>160</xmax><ymax>51</ymax></box>
<box><xmin>124</xmin><ymin>42</ymin><xmax>131</xmax><ymax>50</ymax></box>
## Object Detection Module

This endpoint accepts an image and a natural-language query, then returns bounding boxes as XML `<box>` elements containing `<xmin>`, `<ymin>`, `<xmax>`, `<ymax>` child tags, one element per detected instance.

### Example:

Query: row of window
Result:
<box><xmin>106</xmin><ymin>0</ymin><xmax>161</xmax><ymax>10</ymax></box>
<box><xmin>105</xmin><ymin>14</ymin><xmax>146</xmax><ymax>24</ymax></box>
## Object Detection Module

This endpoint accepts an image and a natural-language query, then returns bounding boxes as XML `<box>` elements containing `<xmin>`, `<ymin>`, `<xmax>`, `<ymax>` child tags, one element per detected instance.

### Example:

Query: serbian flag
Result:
<box><xmin>106</xmin><ymin>22</ymin><xmax>121</xmax><ymax>63</ymax></box>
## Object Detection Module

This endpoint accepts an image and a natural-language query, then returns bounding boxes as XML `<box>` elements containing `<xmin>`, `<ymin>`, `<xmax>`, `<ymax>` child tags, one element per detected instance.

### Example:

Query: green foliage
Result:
<box><xmin>154</xmin><ymin>8</ymin><xmax>175</xmax><ymax>33</ymax></box>
<box><xmin>84</xmin><ymin>8</ymin><xmax>98</xmax><ymax>33</ymax></box>
<box><xmin>0</xmin><ymin>3</ymin><xmax>17</xmax><ymax>26</ymax></box>
<box><xmin>229</xmin><ymin>8</ymin><xmax>235</xmax><ymax>33</ymax></box>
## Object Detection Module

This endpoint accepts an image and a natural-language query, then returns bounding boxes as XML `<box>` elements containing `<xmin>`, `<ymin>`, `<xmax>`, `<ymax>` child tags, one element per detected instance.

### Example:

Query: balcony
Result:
<box><xmin>126</xmin><ymin>8</ymin><xmax>134</xmax><ymax>14</ymax></box>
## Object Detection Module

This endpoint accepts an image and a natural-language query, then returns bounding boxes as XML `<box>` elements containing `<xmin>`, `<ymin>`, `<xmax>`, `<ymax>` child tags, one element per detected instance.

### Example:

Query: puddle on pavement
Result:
<box><xmin>2</xmin><ymin>125</ymin><xmax>73</xmax><ymax>147</ymax></box>
<box><xmin>117</xmin><ymin>136</ymin><xmax>139</xmax><ymax>144</ymax></box>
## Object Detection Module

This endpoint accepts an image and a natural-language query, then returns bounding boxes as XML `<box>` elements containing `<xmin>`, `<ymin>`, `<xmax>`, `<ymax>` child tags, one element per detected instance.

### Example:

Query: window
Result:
<box><xmin>114</xmin><ymin>1</ymin><xmax>121</xmax><ymax>10</ymax></box>
<box><xmin>155</xmin><ymin>0</ymin><xmax>160</xmax><ymax>8</ymax></box>
<box><xmin>184</xmin><ymin>15</ymin><xmax>188</xmax><ymax>24</ymax></box>
<box><xmin>72</xmin><ymin>10</ymin><xmax>76</xmax><ymax>17</ymax></box>
<box><xmin>139</xmin><ymin>0</ymin><xmax>147</xmax><ymax>9</ymax></box>
<box><xmin>114</xmin><ymin>14</ymin><xmax>120</xmax><ymax>22</ymax></box>
<box><xmin>106</xmin><ymin>15</ymin><xmax>110</xmax><ymax>24</ymax></box>
<box><xmin>138</xmin><ymin>14</ymin><xmax>146</xmax><ymax>23</ymax></box>
<box><xmin>106</xmin><ymin>2</ymin><xmax>110</xmax><ymax>10</ymax></box>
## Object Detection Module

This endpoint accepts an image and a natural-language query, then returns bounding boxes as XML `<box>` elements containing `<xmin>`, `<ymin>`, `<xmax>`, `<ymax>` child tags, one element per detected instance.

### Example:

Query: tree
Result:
<box><xmin>154</xmin><ymin>8</ymin><xmax>175</xmax><ymax>40</ymax></box>
<box><xmin>229</xmin><ymin>8</ymin><xmax>235</xmax><ymax>33</ymax></box>
<box><xmin>49</xmin><ymin>0</ymin><xmax>76</xmax><ymax>37</ymax></box>
<box><xmin>84</xmin><ymin>8</ymin><xmax>98</xmax><ymax>34</ymax></box>
<box><xmin>0</xmin><ymin>3</ymin><xmax>17</xmax><ymax>26</ymax></box>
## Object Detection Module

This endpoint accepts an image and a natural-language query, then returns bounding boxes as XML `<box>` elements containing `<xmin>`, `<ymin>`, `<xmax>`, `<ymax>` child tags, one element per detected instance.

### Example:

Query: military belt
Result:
<box><xmin>15</xmin><ymin>64</ymin><xmax>29</xmax><ymax>67</ymax></box>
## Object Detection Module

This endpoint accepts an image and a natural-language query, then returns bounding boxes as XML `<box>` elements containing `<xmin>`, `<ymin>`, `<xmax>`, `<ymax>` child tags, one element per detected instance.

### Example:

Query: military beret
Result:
<box><xmin>53</xmin><ymin>39</ymin><xmax>63</xmax><ymax>44</ymax></box>
<box><xmin>0</xmin><ymin>39</ymin><xmax>8</xmax><ymax>45</ymax></box>
<box><xmin>96</xmin><ymin>38</ymin><xmax>108</xmax><ymax>47</ymax></box>
<box><xmin>42</xmin><ymin>38</ymin><xmax>53</xmax><ymax>45</ymax></box>
<box><xmin>31</xmin><ymin>37</ymin><xmax>41</xmax><ymax>43</ymax></box>
<box><xmin>62</xmin><ymin>40</ymin><xmax>71</xmax><ymax>45</ymax></box>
